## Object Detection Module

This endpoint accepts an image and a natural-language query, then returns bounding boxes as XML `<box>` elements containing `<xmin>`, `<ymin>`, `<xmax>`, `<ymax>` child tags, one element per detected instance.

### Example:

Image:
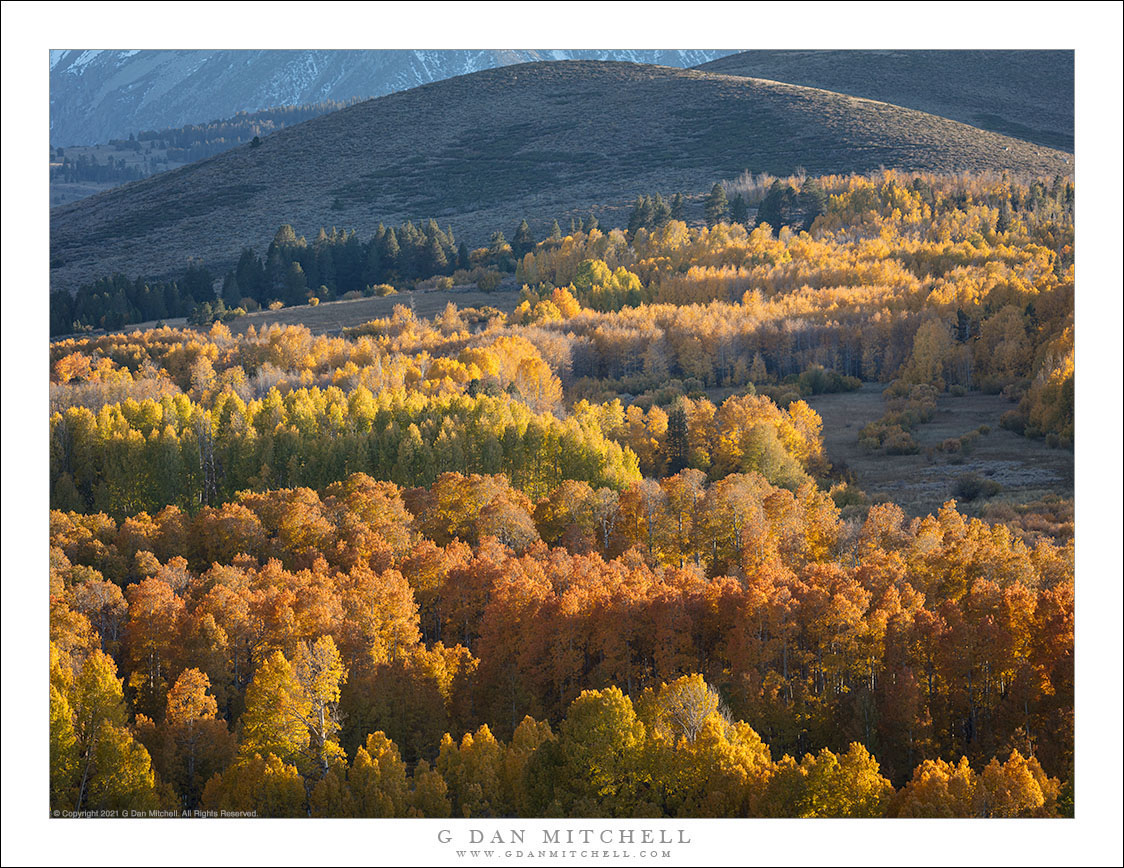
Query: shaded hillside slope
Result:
<box><xmin>49</xmin><ymin>49</ymin><xmax>733</xmax><ymax>146</ymax></box>
<box><xmin>696</xmin><ymin>50</ymin><xmax>1073</xmax><ymax>150</ymax></box>
<box><xmin>51</xmin><ymin>61</ymin><xmax>1073</xmax><ymax>293</ymax></box>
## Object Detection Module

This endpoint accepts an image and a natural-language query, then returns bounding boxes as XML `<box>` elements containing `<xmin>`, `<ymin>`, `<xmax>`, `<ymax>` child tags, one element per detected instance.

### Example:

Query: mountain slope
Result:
<box><xmin>48</xmin><ymin>49</ymin><xmax>734</xmax><ymax>146</ymax></box>
<box><xmin>695</xmin><ymin>50</ymin><xmax>1074</xmax><ymax>151</ymax></box>
<box><xmin>50</xmin><ymin>60</ymin><xmax>1073</xmax><ymax>294</ymax></box>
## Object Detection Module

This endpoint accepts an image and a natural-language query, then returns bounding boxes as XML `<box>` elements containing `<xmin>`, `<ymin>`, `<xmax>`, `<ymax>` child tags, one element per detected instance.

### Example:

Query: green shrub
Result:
<box><xmin>978</xmin><ymin>376</ymin><xmax>1006</xmax><ymax>395</ymax></box>
<box><xmin>999</xmin><ymin>410</ymin><xmax>1025</xmax><ymax>434</ymax></box>
<box><xmin>953</xmin><ymin>473</ymin><xmax>1002</xmax><ymax>502</ymax></box>
<box><xmin>476</xmin><ymin>271</ymin><xmax>503</xmax><ymax>292</ymax></box>
<box><xmin>884</xmin><ymin>430</ymin><xmax>920</xmax><ymax>455</ymax></box>
<box><xmin>796</xmin><ymin>365</ymin><xmax>864</xmax><ymax>396</ymax></box>
<box><xmin>829</xmin><ymin>482</ymin><xmax>867</xmax><ymax>509</ymax></box>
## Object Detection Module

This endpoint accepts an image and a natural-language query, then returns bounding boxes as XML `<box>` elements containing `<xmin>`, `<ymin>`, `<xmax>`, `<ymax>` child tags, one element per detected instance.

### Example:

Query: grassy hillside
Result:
<box><xmin>50</xmin><ymin>60</ymin><xmax>1073</xmax><ymax>294</ymax></box>
<box><xmin>696</xmin><ymin>50</ymin><xmax>1073</xmax><ymax>151</ymax></box>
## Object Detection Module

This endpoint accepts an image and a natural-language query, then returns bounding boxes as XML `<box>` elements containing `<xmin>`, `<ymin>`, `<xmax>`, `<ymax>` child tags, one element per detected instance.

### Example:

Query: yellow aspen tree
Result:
<box><xmin>408</xmin><ymin>759</ymin><xmax>453</xmax><ymax>818</ymax></box>
<box><xmin>347</xmin><ymin>732</ymin><xmax>409</xmax><ymax>817</ymax></box>
<box><xmin>292</xmin><ymin>635</ymin><xmax>348</xmax><ymax>776</ymax></box>
<box><xmin>237</xmin><ymin>651</ymin><xmax>311</xmax><ymax>770</ymax></box>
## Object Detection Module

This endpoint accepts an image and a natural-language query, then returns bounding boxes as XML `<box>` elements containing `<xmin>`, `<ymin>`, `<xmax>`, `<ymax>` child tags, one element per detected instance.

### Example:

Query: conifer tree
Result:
<box><xmin>364</xmin><ymin>237</ymin><xmax>384</xmax><ymax>287</ymax></box>
<box><xmin>283</xmin><ymin>262</ymin><xmax>308</xmax><ymax>305</ymax></box>
<box><xmin>756</xmin><ymin>181</ymin><xmax>799</xmax><ymax>234</ymax></box>
<box><xmin>489</xmin><ymin>231</ymin><xmax>513</xmax><ymax>271</ymax></box>
<box><xmin>666</xmin><ymin>402</ymin><xmax>690</xmax><ymax>474</ymax></box>
<box><xmin>273</xmin><ymin>224</ymin><xmax>300</xmax><ymax>248</ymax></box>
<box><xmin>627</xmin><ymin>196</ymin><xmax>649</xmax><ymax>235</ymax></box>
<box><xmin>423</xmin><ymin>233</ymin><xmax>449</xmax><ymax>276</ymax></box>
<box><xmin>513</xmin><ymin>220</ymin><xmax>535</xmax><ymax>258</ymax></box>
<box><xmin>316</xmin><ymin>244</ymin><xmax>337</xmax><ymax>291</ymax></box>
<box><xmin>221</xmin><ymin>272</ymin><xmax>242</xmax><ymax>308</ymax></box>
<box><xmin>730</xmin><ymin>194</ymin><xmax>749</xmax><ymax>225</ymax></box>
<box><xmin>670</xmin><ymin>192</ymin><xmax>686</xmax><ymax>221</ymax></box>
<box><xmin>798</xmin><ymin>179</ymin><xmax>827</xmax><ymax>230</ymax></box>
<box><xmin>381</xmin><ymin>227</ymin><xmax>401</xmax><ymax>275</ymax></box>
<box><xmin>265</xmin><ymin>245</ymin><xmax>288</xmax><ymax>302</ymax></box>
<box><xmin>705</xmin><ymin>183</ymin><xmax>729</xmax><ymax>227</ymax></box>
<box><xmin>235</xmin><ymin>248</ymin><xmax>265</xmax><ymax>301</ymax></box>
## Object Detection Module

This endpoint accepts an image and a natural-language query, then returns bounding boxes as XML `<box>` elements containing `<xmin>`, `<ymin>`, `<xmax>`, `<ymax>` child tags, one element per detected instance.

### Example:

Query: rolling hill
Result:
<box><xmin>695</xmin><ymin>50</ymin><xmax>1074</xmax><ymax>151</ymax></box>
<box><xmin>48</xmin><ymin>49</ymin><xmax>734</xmax><ymax>147</ymax></box>
<box><xmin>50</xmin><ymin>60</ymin><xmax>1073</xmax><ymax>294</ymax></box>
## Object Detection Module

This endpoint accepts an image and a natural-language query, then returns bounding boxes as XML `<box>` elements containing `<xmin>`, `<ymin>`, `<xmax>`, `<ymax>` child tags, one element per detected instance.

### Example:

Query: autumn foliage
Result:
<box><xmin>50</xmin><ymin>467</ymin><xmax>1072</xmax><ymax>817</ymax></box>
<box><xmin>48</xmin><ymin>170</ymin><xmax>1073</xmax><ymax>818</ymax></box>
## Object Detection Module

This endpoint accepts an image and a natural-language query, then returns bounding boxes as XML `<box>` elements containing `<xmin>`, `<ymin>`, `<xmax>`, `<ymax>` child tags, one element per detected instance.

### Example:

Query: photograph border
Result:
<box><xmin>4</xmin><ymin>3</ymin><xmax>1121</xmax><ymax>865</ymax></box>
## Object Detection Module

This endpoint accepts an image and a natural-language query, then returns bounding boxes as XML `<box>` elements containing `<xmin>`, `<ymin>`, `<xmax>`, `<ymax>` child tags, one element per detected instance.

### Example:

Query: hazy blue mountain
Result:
<box><xmin>49</xmin><ymin>49</ymin><xmax>735</xmax><ymax>145</ymax></box>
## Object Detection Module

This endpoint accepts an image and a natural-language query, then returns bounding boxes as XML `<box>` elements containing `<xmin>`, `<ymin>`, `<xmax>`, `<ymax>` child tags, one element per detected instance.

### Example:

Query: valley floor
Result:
<box><xmin>804</xmin><ymin>383</ymin><xmax>1074</xmax><ymax>517</ymax></box>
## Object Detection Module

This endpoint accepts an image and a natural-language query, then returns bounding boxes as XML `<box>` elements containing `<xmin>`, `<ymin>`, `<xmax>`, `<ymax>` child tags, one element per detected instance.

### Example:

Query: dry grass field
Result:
<box><xmin>805</xmin><ymin>384</ymin><xmax>1074</xmax><ymax>518</ymax></box>
<box><xmin>117</xmin><ymin>286</ymin><xmax>523</xmax><ymax>337</ymax></box>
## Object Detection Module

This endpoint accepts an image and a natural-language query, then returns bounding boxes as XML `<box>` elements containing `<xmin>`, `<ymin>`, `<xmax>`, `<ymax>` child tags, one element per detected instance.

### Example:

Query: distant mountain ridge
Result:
<box><xmin>49</xmin><ymin>60</ymin><xmax>1074</xmax><ymax>296</ymax></box>
<box><xmin>695</xmin><ymin>50</ymin><xmax>1074</xmax><ymax>151</ymax></box>
<box><xmin>48</xmin><ymin>49</ymin><xmax>735</xmax><ymax>146</ymax></box>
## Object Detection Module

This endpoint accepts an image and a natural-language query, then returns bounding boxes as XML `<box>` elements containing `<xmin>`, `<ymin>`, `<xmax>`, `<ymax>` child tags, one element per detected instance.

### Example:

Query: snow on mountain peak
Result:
<box><xmin>49</xmin><ymin>49</ymin><xmax>738</xmax><ymax>145</ymax></box>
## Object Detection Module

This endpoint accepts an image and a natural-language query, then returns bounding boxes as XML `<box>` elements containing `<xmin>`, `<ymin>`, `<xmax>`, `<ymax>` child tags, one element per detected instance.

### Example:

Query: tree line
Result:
<box><xmin>51</xmin><ymin>216</ymin><xmax>515</xmax><ymax>335</ymax></box>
